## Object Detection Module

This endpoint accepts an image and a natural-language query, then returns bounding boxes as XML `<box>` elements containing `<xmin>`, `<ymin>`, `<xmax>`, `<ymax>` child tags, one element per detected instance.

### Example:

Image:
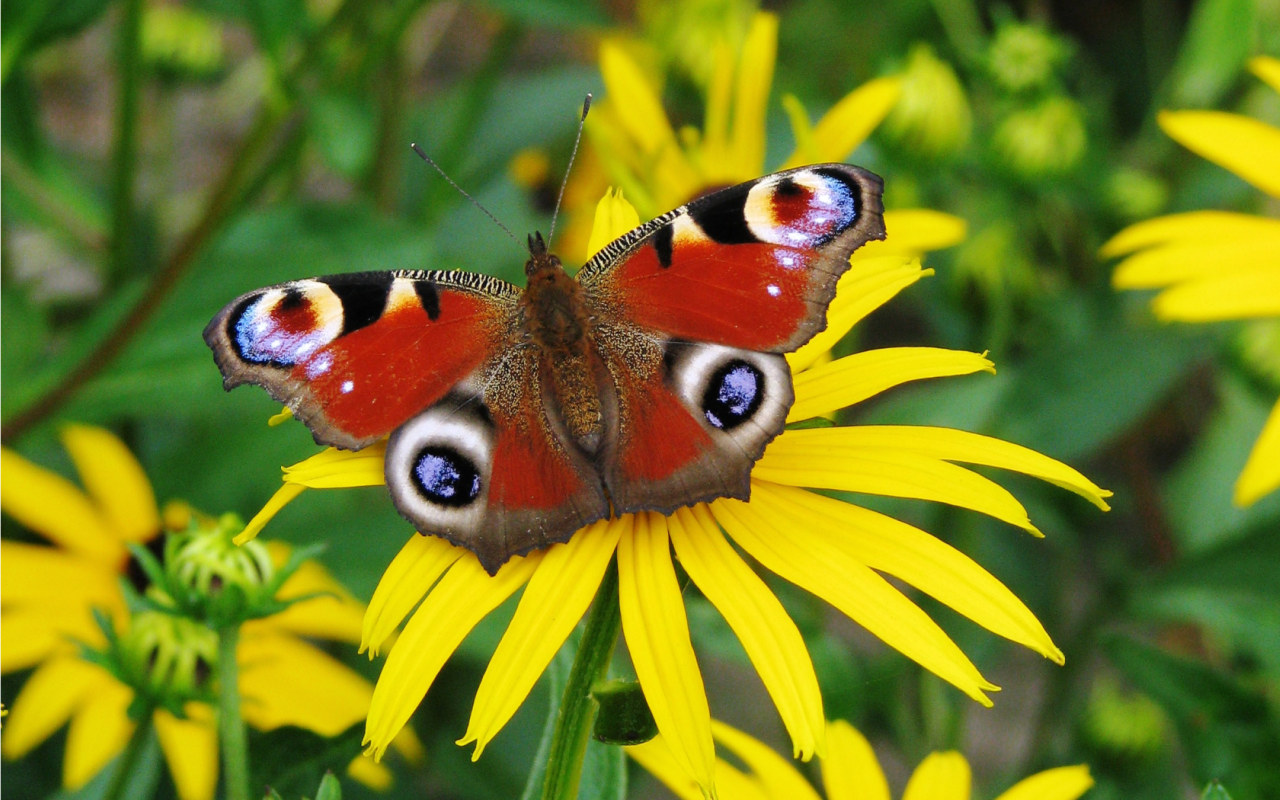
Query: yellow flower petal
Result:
<box><xmin>1101</xmin><ymin>211</ymin><xmax>1280</xmax><ymax>258</ymax></box>
<box><xmin>727</xmin><ymin>12</ymin><xmax>777</xmax><ymax>176</ymax></box>
<box><xmin>782</xmin><ymin>76</ymin><xmax>903</xmax><ymax>168</ymax></box>
<box><xmin>776</xmin><ymin>426</ymin><xmax>1111</xmax><ymax>508</ymax></box>
<box><xmin>346</xmin><ymin>753</ymin><xmax>394</xmax><ymax>791</ymax></box>
<box><xmin>1251</xmin><ymin>55</ymin><xmax>1280</xmax><ymax>95</ymax></box>
<box><xmin>285</xmin><ymin>444</ymin><xmax>386</xmax><ymax>487</ymax></box>
<box><xmin>618</xmin><ymin>512</ymin><xmax>716</xmax><ymax>792</ymax></box>
<box><xmin>239</xmin><ymin>631</ymin><xmax>372</xmax><ymax>735</ymax></box>
<box><xmin>756</xmin><ymin>438</ymin><xmax>1043</xmax><ymax>536</ymax></box>
<box><xmin>995</xmin><ymin>764</ymin><xmax>1094</xmax><ymax>800</ymax></box>
<box><xmin>587</xmin><ymin>188</ymin><xmax>641</xmax><ymax>257</ymax></box>
<box><xmin>1236</xmin><ymin>398</ymin><xmax>1280</xmax><ymax>505</ymax></box>
<box><xmin>61</xmin><ymin>424</ymin><xmax>160</xmax><ymax>543</ymax></box>
<box><xmin>711</xmin><ymin>720</ymin><xmax>823</xmax><ymax>800</ymax></box>
<box><xmin>266</xmin><ymin>543</ymin><xmax>366</xmax><ymax>644</ymax></box>
<box><xmin>1158</xmin><ymin>109</ymin><xmax>1280</xmax><ymax>198</ymax></box>
<box><xmin>788</xmin><ymin>257</ymin><xmax>929</xmax><ymax>373</ymax></box>
<box><xmin>701</xmin><ymin>40</ymin><xmax>735</xmax><ymax>166</ymax></box>
<box><xmin>821</xmin><ymin>720</ymin><xmax>889</xmax><ymax>800</ymax></box>
<box><xmin>902</xmin><ymin>751</ymin><xmax>970</xmax><ymax>800</ymax></box>
<box><xmin>460</xmin><ymin>519</ymin><xmax>621</xmax><ymax>759</ymax></box>
<box><xmin>879</xmin><ymin>209</ymin><xmax>969</xmax><ymax>255</ymax></box>
<box><xmin>628</xmin><ymin>734</ymin><xmax>768</xmax><ymax>800</ymax></box>
<box><xmin>748</xmin><ymin>480</ymin><xmax>1062</xmax><ymax>662</ymax></box>
<box><xmin>364</xmin><ymin>552</ymin><xmax>540</xmax><ymax>759</ymax></box>
<box><xmin>0</xmin><ymin>656</ymin><xmax>113</xmax><ymax>758</ymax></box>
<box><xmin>0</xmin><ymin>447</ymin><xmax>124</xmax><ymax>564</ymax></box>
<box><xmin>362</xmin><ymin>533</ymin><xmax>463</xmax><ymax>657</ymax></box>
<box><xmin>1150</xmin><ymin>268</ymin><xmax>1280</xmax><ymax>321</ymax></box>
<box><xmin>1111</xmin><ymin>236</ymin><xmax>1280</xmax><ymax>289</ymax></box>
<box><xmin>715</xmin><ymin>487</ymin><xmax>996</xmax><ymax>705</ymax></box>
<box><xmin>0</xmin><ymin>606</ymin><xmax>84</xmax><ymax>672</ymax></box>
<box><xmin>669</xmin><ymin>505</ymin><xmax>824</xmax><ymax>759</ymax></box>
<box><xmin>155</xmin><ymin>704</ymin><xmax>219</xmax><ymax>800</ymax></box>
<box><xmin>789</xmin><ymin>348</ymin><xmax>995</xmax><ymax>421</ymax></box>
<box><xmin>234</xmin><ymin>483</ymin><xmax>306</xmax><ymax>545</ymax></box>
<box><xmin>64</xmin><ymin>678</ymin><xmax>135</xmax><ymax>789</ymax></box>
<box><xmin>1</xmin><ymin>541</ymin><xmax>122</xmax><ymax>608</ymax></box>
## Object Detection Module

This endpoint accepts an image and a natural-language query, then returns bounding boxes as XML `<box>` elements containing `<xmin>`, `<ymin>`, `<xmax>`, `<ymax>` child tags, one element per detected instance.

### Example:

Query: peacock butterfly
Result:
<box><xmin>204</xmin><ymin>164</ymin><xmax>886</xmax><ymax>574</ymax></box>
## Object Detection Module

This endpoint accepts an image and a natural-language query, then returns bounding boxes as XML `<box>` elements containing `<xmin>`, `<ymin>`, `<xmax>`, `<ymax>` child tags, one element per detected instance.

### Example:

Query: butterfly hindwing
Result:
<box><xmin>578</xmin><ymin>164</ymin><xmax>886</xmax><ymax>353</ymax></box>
<box><xmin>204</xmin><ymin>270</ymin><xmax>519</xmax><ymax>449</ymax></box>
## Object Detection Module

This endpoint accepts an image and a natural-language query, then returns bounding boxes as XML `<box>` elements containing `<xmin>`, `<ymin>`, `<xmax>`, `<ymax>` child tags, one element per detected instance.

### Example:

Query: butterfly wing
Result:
<box><xmin>203</xmin><ymin>270</ymin><xmax>520</xmax><ymax>450</ymax></box>
<box><xmin>579</xmin><ymin>164</ymin><xmax>886</xmax><ymax>511</ymax></box>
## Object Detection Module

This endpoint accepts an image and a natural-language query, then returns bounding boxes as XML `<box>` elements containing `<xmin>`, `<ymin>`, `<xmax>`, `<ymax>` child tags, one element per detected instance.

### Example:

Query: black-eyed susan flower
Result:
<box><xmin>0</xmin><ymin>425</ymin><xmax>420</xmax><ymax>800</ymax></box>
<box><xmin>1105</xmin><ymin>55</ymin><xmax>1280</xmax><ymax>505</ymax></box>
<box><xmin>235</xmin><ymin>183</ymin><xmax>1110</xmax><ymax>793</ymax></box>
<box><xmin>628</xmin><ymin>717</ymin><xmax>1094</xmax><ymax>800</ymax></box>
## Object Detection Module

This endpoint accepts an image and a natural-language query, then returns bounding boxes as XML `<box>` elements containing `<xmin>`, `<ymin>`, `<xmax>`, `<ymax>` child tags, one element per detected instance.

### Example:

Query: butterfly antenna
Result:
<box><xmin>409</xmin><ymin>142</ymin><xmax>519</xmax><ymax>247</ymax></box>
<box><xmin>546</xmin><ymin>93</ymin><xmax>592</xmax><ymax>245</ymax></box>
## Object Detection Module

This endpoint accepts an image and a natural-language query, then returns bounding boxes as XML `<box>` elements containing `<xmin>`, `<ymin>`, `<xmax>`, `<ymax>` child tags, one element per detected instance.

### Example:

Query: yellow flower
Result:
<box><xmin>628</xmin><ymin>718</ymin><xmax>1094</xmax><ymax>800</ymax></box>
<box><xmin>0</xmin><ymin>425</ymin><xmax>420</xmax><ymax>800</ymax></box>
<box><xmin>236</xmin><ymin>187</ymin><xmax>1109</xmax><ymax>793</ymax></box>
<box><xmin>1104</xmin><ymin>56</ymin><xmax>1280</xmax><ymax>505</ymax></box>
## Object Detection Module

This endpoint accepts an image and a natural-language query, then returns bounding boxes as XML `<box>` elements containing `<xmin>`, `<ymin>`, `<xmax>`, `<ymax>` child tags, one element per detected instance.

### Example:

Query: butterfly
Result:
<box><xmin>205</xmin><ymin>164</ymin><xmax>886</xmax><ymax>574</ymax></box>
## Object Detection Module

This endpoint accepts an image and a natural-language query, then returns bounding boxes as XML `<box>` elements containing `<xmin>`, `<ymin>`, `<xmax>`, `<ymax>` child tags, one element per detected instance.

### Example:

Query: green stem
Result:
<box><xmin>218</xmin><ymin>624</ymin><xmax>251</xmax><ymax>800</ymax></box>
<box><xmin>103</xmin><ymin>710</ymin><xmax>154</xmax><ymax>800</ymax></box>
<box><xmin>109</xmin><ymin>0</ymin><xmax>143</xmax><ymax>281</ymax></box>
<box><xmin>541</xmin><ymin>559</ymin><xmax>621</xmax><ymax>800</ymax></box>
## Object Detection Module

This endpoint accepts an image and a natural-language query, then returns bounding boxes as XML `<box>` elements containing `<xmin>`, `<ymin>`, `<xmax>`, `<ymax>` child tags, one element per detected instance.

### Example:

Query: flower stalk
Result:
<box><xmin>102</xmin><ymin>709</ymin><xmax>154</xmax><ymax>800</ymax></box>
<box><xmin>218</xmin><ymin>623</ymin><xmax>251</xmax><ymax>800</ymax></box>
<box><xmin>540</xmin><ymin>559</ymin><xmax>621</xmax><ymax>800</ymax></box>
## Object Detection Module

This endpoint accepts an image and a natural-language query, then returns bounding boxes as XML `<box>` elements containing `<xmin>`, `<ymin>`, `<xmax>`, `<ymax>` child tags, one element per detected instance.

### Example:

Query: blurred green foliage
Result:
<box><xmin>3</xmin><ymin>0</ymin><xmax>1279</xmax><ymax>799</ymax></box>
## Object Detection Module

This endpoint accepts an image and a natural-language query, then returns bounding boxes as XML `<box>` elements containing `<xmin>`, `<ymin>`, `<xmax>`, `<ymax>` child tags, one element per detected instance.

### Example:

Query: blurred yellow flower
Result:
<box><xmin>629</xmin><ymin>718</ymin><xmax>1094</xmax><ymax>800</ymax></box>
<box><xmin>238</xmin><ymin>188</ymin><xmax>1109</xmax><ymax>793</ymax></box>
<box><xmin>1105</xmin><ymin>56</ymin><xmax>1280</xmax><ymax>505</ymax></box>
<box><xmin>0</xmin><ymin>425</ymin><xmax>419</xmax><ymax>800</ymax></box>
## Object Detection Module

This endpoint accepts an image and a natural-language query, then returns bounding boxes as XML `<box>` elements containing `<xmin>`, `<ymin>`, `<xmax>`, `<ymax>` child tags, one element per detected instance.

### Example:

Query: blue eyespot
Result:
<box><xmin>703</xmin><ymin>361</ymin><xmax>765</xmax><ymax>431</ymax></box>
<box><xmin>412</xmin><ymin>446</ymin><xmax>482</xmax><ymax>507</ymax></box>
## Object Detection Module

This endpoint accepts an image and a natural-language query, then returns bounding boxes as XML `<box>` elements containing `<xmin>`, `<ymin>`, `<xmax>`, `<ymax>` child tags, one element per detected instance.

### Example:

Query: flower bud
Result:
<box><xmin>141</xmin><ymin>5</ymin><xmax>224</xmax><ymax>80</ymax></box>
<box><xmin>883</xmin><ymin>44</ymin><xmax>972</xmax><ymax>161</ymax></box>
<box><xmin>164</xmin><ymin>513</ymin><xmax>276</xmax><ymax>626</ymax></box>
<box><xmin>986</xmin><ymin>21</ymin><xmax>1069</xmax><ymax>94</ymax></box>
<box><xmin>116</xmin><ymin>611</ymin><xmax>218</xmax><ymax>709</ymax></box>
<box><xmin>1081</xmin><ymin>679</ymin><xmax>1168</xmax><ymax>765</ymax></box>
<box><xmin>992</xmin><ymin>96</ymin><xmax>1087</xmax><ymax>179</ymax></box>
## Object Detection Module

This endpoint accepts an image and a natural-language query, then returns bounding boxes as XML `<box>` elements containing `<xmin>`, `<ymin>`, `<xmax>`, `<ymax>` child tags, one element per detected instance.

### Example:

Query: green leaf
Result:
<box><xmin>520</xmin><ymin>647</ymin><xmax>573</xmax><ymax>800</ymax></box>
<box><xmin>592</xmin><ymin>680</ymin><xmax>657</xmax><ymax>745</ymax></box>
<box><xmin>1202</xmin><ymin>780</ymin><xmax>1235</xmax><ymax>800</ymax></box>
<box><xmin>478</xmin><ymin>0</ymin><xmax>609</xmax><ymax>29</ymax></box>
<box><xmin>314</xmin><ymin>771</ymin><xmax>343</xmax><ymax>800</ymax></box>
<box><xmin>577</xmin><ymin>736</ymin><xmax>627</xmax><ymax>800</ymax></box>
<box><xmin>247</xmin><ymin>724</ymin><xmax>365</xmax><ymax>800</ymax></box>
<box><xmin>1</xmin><ymin>0</ymin><xmax>112</xmax><ymax>76</ymax></box>
<box><xmin>1168</xmin><ymin>0</ymin><xmax>1259</xmax><ymax>107</ymax></box>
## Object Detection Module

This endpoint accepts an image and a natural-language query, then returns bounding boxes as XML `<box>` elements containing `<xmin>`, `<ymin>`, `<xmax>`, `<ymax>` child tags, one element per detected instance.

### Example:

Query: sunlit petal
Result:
<box><xmin>239</xmin><ymin>630</ymin><xmax>372</xmax><ymax>735</ymax></box>
<box><xmin>618</xmin><ymin>513</ymin><xmax>715</xmax><ymax>791</ymax></box>
<box><xmin>711</xmin><ymin>720</ymin><xmax>823</xmax><ymax>800</ymax></box>
<box><xmin>789</xmin><ymin>257</ymin><xmax>929</xmax><ymax>373</ymax></box>
<box><xmin>995</xmin><ymin>764</ymin><xmax>1094</xmax><ymax>800</ymax></box>
<box><xmin>61</xmin><ymin>424</ymin><xmax>159</xmax><ymax>543</ymax></box>
<box><xmin>1158</xmin><ymin>109</ymin><xmax>1280</xmax><ymax>198</ymax></box>
<box><xmin>0</xmin><ymin>447</ymin><xmax>123</xmax><ymax>563</ymax></box>
<box><xmin>155</xmin><ymin>704</ymin><xmax>218</xmax><ymax>800</ymax></box>
<box><xmin>878</xmin><ymin>209</ymin><xmax>969</xmax><ymax>255</ymax></box>
<box><xmin>715</xmin><ymin>488</ymin><xmax>996</xmax><ymax>704</ymax></box>
<box><xmin>1236</xmin><ymin>398</ymin><xmax>1280</xmax><ymax>505</ymax></box>
<box><xmin>285</xmin><ymin>444</ymin><xmax>387</xmax><ymax>487</ymax></box>
<box><xmin>1</xmin><ymin>600</ymin><xmax>116</xmax><ymax>673</ymax></box>
<box><xmin>362</xmin><ymin>533</ymin><xmax>463</xmax><ymax>657</ymax></box>
<box><xmin>587</xmin><ymin>188</ymin><xmax>642</xmax><ymax>257</ymax></box>
<box><xmin>346</xmin><ymin>754</ymin><xmax>394</xmax><ymax>791</ymax></box>
<box><xmin>1251</xmin><ymin>55</ymin><xmax>1280</xmax><ymax>95</ymax></box>
<box><xmin>752</xmin><ymin>482</ymin><xmax>1062</xmax><ymax>661</ymax></box>
<box><xmin>461</xmin><ymin>519</ymin><xmax>621</xmax><ymax>759</ymax></box>
<box><xmin>1112</xmin><ymin>237</ymin><xmax>1280</xmax><ymax>289</ymax></box>
<box><xmin>1150</xmin><ymin>268</ymin><xmax>1280</xmax><ymax>321</ymax></box>
<box><xmin>1</xmin><ymin>541</ymin><xmax>121</xmax><ymax>608</ymax></box>
<box><xmin>670</xmin><ymin>505</ymin><xmax>824</xmax><ymax>759</ymax></box>
<box><xmin>788</xmin><ymin>348</ymin><xmax>995</xmax><ymax>421</ymax></box>
<box><xmin>63</xmin><ymin>678</ymin><xmax>135</xmax><ymax>789</ymax></box>
<box><xmin>1</xmin><ymin>656</ymin><xmax>113</xmax><ymax>758</ymax></box>
<box><xmin>266</xmin><ymin>542</ymin><xmax>366</xmax><ymax>644</ymax></box>
<box><xmin>234</xmin><ymin>483</ymin><xmax>306</xmax><ymax>544</ymax></box>
<box><xmin>727</xmin><ymin>12</ymin><xmax>777</xmax><ymax>176</ymax></box>
<box><xmin>1102</xmin><ymin>211</ymin><xmax>1280</xmax><ymax>258</ymax></box>
<box><xmin>627</xmin><ymin>734</ymin><xmax>767</xmax><ymax>800</ymax></box>
<box><xmin>364</xmin><ymin>553</ymin><xmax>539</xmax><ymax>759</ymax></box>
<box><xmin>782</xmin><ymin>77</ymin><xmax>903</xmax><ymax>168</ymax></box>
<box><xmin>902</xmin><ymin>751</ymin><xmax>970</xmax><ymax>800</ymax></box>
<box><xmin>821</xmin><ymin>720</ymin><xmax>889</xmax><ymax>800</ymax></box>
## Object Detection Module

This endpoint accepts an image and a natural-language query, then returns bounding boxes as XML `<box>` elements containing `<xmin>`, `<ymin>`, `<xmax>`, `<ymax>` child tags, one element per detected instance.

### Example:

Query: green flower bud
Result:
<box><xmin>986</xmin><ymin>21</ymin><xmax>1070</xmax><ymax>94</ymax></box>
<box><xmin>141</xmin><ymin>5</ymin><xmax>224</xmax><ymax>81</ymax></box>
<box><xmin>639</xmin><ymin>0</ymin><xmax>754</xmax><ymax>86</ymax></box>
<box><xmin>951</xmin><ymin>220</ymin><xmax>1035</xmax><ymax>299</ymax></box>
<box><xmin>163</xmin><ymin>513</ymin><xmax>277</xmax><ymax>626</ymax></box>
<box><xmin>883</xmin><ymin>44</ymin><xmax>972</xmax><ymax>161</ymax></box>
<box><xmin>116</xmin><ymin>611</ymin><xmax>218</xmax><ymax>710</ymax></box>
<box><xmin>1235</xmin><ymin>320</ymin><xmax>1280</xmax><ymax>387</ymax></box>
<box><xmin>992</xmin><ymin>96</ymin><xmax>1087</xmax><ymax>179</ymax></box>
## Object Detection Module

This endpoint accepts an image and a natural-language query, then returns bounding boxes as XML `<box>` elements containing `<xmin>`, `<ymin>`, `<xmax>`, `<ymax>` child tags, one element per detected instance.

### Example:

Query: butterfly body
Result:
<box><xmin>206</xmin><ymin>164</ymin><xmax>886</xmax><ymax>573</ymax></box>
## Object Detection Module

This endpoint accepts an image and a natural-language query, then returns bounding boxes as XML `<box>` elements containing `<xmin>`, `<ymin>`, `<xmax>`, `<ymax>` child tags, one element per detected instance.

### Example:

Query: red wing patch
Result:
<box><xmin>580</xmin><ymin>164</ymin><xmax>885</xmax><ymax>354</ymax></box>
<box><xmin>205</xmin><ymin>270</ymin><xmax>518</xmax><ymax>449</ymax></box>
